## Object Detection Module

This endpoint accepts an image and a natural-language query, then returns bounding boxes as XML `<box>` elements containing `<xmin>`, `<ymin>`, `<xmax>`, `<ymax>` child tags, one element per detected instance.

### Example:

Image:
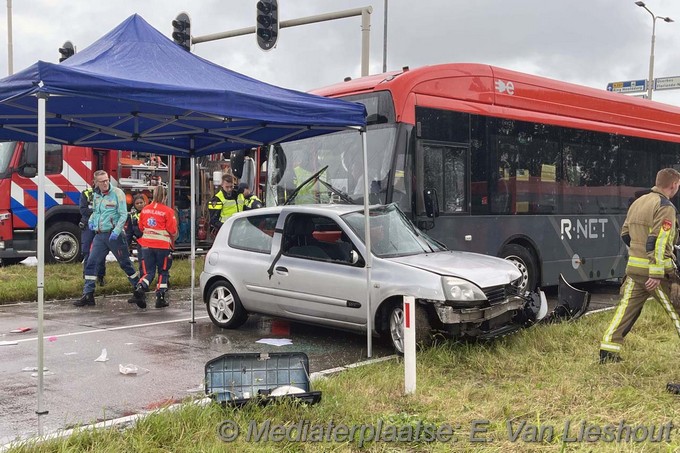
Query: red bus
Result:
<box><xmin>264</xmin><ymin>63</ymin><xmax>680</xmax><ymax>291</ymax></box>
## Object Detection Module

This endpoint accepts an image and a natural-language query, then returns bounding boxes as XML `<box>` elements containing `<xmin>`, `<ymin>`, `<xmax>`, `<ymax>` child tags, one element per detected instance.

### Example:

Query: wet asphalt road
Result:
<box><xmin>0</xmin><ymin>282</ymin><xmax>620</xmax><ymax>445</ymax></box>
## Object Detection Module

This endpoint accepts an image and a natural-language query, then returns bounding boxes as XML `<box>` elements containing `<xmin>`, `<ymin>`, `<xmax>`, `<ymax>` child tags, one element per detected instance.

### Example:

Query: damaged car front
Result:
<box><xmin>342</xmin><ymin>204</ymin><xmax>544</xmax><ymax>353</ymax></box>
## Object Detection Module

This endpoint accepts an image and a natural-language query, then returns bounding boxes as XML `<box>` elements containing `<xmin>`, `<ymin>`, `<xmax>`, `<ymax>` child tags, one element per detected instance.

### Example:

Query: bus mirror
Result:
<box><xmin>424</xmin><ymin>189</ymin><xmax>439</xmax><ymax>218</ymax></box>
<box><xmin>230</xmin><ymin>150</ymin><xmax>246</xmax><ymax>178</ymax></box>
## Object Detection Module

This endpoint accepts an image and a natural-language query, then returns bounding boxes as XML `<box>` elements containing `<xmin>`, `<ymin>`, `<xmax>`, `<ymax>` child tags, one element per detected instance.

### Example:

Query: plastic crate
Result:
<box><xmin>205</xmin><ymin>352</ymin><xmax>321</xmax><ymax>407</ymax></box>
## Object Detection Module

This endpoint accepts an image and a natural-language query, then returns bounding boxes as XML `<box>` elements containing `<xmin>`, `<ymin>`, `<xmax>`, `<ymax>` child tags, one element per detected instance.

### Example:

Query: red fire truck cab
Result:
<box><xmin>0</xmin><ymin>141</ymin><xmax>122</xmax><ymax>264</ymax></box>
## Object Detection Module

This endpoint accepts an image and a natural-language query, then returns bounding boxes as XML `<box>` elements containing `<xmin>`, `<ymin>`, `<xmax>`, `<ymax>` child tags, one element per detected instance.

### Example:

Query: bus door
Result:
<box><xmin>415</xmin><ymin>141</ymin><xmax>470</xmax><ymax>248</ymax></box>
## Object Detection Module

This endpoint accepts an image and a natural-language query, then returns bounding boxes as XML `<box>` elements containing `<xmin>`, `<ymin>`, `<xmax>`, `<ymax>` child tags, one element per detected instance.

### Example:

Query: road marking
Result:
<box><xmin>9</xmin><ymin>316</ymin><xmax>209</xmax><ymax>344</ymax></box>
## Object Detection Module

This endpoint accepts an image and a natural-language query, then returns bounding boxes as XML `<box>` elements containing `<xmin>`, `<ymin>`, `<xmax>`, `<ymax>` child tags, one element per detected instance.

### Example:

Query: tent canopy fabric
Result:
<box><xmin>0</xmin><ymin>14</ymin><xmax>366</xmax><ymax>156</ymax></box>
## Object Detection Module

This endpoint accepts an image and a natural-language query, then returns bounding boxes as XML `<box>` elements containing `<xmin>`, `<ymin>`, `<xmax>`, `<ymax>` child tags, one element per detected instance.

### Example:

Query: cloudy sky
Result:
<box><xmin>2</xmin><ymin>0</ymin><xmax>680</xmax><ymax>104</ymax></box>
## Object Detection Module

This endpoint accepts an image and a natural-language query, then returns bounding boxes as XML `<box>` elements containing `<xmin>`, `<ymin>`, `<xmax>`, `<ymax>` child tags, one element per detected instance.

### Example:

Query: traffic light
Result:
<box><xmin>256</xmin><ymin>0</ymin><xmax>278</xmax><ymax>51</ymax></box>
<box><xmin>58</xmin><ymin>41</ymin><xmax>75</xmax><ymax>62</ymax></box>
<box><xmin>172</xmin><ymin>12</ymin><xmax>191</xmax><ymax>51</ymax></box>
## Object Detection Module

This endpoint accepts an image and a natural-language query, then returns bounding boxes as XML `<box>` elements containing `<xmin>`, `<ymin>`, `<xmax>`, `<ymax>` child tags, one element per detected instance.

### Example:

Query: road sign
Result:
<box><xmin>654</xmin><ymin>76</ymin><xmax>680</xmax><ymax>91</ymax></box>
<box><xmin>606</xmin><ymin>79</ymin><xmax>647</xmax><ymax>93</ymax></box>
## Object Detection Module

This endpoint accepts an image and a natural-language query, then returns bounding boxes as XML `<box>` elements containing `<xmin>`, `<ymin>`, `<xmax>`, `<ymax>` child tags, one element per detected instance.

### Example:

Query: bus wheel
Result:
<box><xmin>500</xmin><ymin>244</ymin><xmax>538</xmax><ymax>293</ymax></box>
<box><xmin>46</xmin><ymin>222</ymin><xmax>82</xmax><ymax>264</ymax></box>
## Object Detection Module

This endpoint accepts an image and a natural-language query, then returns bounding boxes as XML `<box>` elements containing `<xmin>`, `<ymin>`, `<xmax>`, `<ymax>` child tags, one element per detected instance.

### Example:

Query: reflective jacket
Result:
<box><xmin>244</xmin><ymin>194</ymin><xmax>263</xmax><ymax>210</ymax></box>
<box><xmin>90</xmin><ymin>186</ymin><xmax>128</xmax><ymax>235</ymax></box>
<box><xmin>138</xmin><ymin>202</ymin><xmax>178</xmax><ymax>250</ymax></box>
<box><xmin>208</xmin><ymin>189</ymin><xmax>245</xmax><ymax>228</ymax></box>
<box><xmin>622</xmin><ymin>186</ymin><xmax>677</xmax><ymax>279</ymax></box>
<box><xmin>79</xmin><ymin>187</ymin><xmax>96</xmax><ymax>224</ymax></box>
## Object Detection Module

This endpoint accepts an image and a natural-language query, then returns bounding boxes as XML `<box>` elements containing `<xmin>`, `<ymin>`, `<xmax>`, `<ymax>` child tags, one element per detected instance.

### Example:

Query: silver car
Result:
<box><xmin>200</xmin><ymin>203</ymin><xmax>539</xmax><ymax>353</ymax></box>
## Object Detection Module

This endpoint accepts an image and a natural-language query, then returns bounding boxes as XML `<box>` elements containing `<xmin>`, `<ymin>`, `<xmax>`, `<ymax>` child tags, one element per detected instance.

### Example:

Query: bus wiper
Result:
<box><xmin>317</xmin><ymin>178</ymin><xmax>356</xmax><ymax>204</ymax></box>
<box><xmin>284</xmin><ymin>165</ymin><xmax>357</xmax><ymax>205</ymax></box>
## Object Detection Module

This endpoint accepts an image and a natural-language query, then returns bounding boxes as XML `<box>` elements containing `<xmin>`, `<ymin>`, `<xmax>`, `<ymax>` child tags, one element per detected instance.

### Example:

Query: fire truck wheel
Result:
<box><xmin>46</xmin><ymin>222</ymin><xmax>82</xmax><ymax>264</ymax></box>
<box><xmin>500</xmin><ymin>244</ymin><xmax>538</xmax><ymax>293</ymax></box>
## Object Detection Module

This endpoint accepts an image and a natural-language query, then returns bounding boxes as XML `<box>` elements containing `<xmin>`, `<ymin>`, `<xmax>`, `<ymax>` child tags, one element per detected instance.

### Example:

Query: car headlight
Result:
<box><xmin>442</xmin><ymin>276</ymin><xmax>486</xmax><ymax>303</ymax></box>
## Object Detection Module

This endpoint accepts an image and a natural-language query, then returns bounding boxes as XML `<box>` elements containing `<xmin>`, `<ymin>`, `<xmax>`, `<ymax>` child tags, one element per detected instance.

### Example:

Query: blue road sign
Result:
<box><xmin>606</xmin><ymin>79</ymin><xmax>647</xmax><ymax>93</ymax></box>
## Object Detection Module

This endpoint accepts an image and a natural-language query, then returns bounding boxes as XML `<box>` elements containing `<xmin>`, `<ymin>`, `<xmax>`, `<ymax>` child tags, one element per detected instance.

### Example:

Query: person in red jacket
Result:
<box><xmin>128</xmin><ymin>185</ymin><xmax>178</xmax><ymax>309</ymax></box>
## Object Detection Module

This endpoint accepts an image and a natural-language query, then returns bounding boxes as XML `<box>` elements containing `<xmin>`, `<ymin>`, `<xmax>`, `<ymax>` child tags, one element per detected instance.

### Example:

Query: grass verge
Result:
<box><xmin>0</xmin><ymin>257</ymin><xmax>204</xmax><ymax>304</ymax></box>
<box><xmin>6</xmin><ymin>301</ymin><xmax>680</xmax><ymax>452</ymax></box>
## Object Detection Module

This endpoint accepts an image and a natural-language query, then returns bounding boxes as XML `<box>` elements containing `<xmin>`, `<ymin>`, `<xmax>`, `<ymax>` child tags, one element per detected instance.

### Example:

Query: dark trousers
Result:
<box><xmin>81</xmin><ymin>228</ymin><xmax>105</xmax><ymax>278</ymax></box>
<box><xmin>139</xmin><ymin>247</ymin><xmax>173</xmax><ymax>294</ymax></box>
<box><xmin>83</xmin><ymin>233</ymin><xmax>139</xmax><ymax>294</ymax></box>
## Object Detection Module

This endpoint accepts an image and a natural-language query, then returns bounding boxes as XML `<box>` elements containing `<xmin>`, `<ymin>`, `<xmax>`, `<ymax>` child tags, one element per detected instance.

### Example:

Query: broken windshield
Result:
<box><xmin>342</xmin><ymin>204</ymin><xmax>446</xmax><ymax>258</ymax></box>
<box><xmin>266</xmin><ymin>125</ymin><xmax>398</xmax><ymax>206</ymax></box>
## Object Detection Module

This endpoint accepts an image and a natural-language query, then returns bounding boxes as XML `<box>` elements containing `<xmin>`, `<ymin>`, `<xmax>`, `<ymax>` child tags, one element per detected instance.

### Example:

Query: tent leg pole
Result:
<box><xmin>36</xmin><ymin>93</ymin><xmax>49</xmax><ymax>434</ymax></box>
<box><xmin>361</xmin><ymin>130</ymin><xmax>372</xmax><ymax>358</ymax></box>
<box><xmin>190</xmin><ymin>153</ymin><xmax>196</xmax><ymax>323</ymax></box>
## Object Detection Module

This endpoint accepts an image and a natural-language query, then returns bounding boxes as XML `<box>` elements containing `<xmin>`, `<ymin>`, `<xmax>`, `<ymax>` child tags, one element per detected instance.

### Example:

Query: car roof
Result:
<box><xmin>234</xmin><ymin>204</ymin><xmax>369</xmax><ymax>219</ymax></box>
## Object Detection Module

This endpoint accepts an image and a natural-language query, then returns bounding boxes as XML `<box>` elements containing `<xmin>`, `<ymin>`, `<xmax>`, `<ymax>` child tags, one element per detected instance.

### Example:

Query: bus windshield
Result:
<box><xmin>0</xmin><ymin>142</ymin><xmax>16</xmax><ymax>176</ymax></box>
<box><xmin>342</xmin><ymin>204</ymin><xmax>446</xmax><ymax>258</ymax></box>
<box><xmin>266</xmin><ymin>91</ymin><xmax>399</xmax><ymax>207</ymax></box>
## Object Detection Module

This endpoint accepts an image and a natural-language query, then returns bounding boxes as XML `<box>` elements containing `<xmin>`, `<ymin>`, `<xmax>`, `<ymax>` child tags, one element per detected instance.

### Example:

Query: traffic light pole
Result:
<box><xmin>192</xmin><ymin>6</ymin><xmax>373</xmax><ymax>76</ymax></box>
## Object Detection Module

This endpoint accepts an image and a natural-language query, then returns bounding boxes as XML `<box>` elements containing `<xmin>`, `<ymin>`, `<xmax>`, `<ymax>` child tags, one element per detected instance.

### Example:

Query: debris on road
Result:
<box><xmin>94</xmin><ymin>349</ymin><xmax>109</xmax><ymax>362</ymax></box>
<box><xmin>9</xmin><ymin>327</ymin><xmax>31</xmax><ymax>333</ymax></box>
<box><xmin>256</xmin><ymin>338</ymin><xmax>293</xmax><ymax>346</ymax></box>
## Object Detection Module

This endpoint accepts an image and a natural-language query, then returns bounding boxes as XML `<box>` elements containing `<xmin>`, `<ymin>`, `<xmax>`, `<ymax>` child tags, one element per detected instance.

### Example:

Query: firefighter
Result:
<box><xmin>75</xmin><ymin>170</ymin><xmax>140</xmax><ymax>307</ymax></box>
<box><xmin>599</xmin><ymin>168</ymin><xmax>680</xmax><ymax>363</ymax></box>
<box><xmin>128</xmin><ymin>185</ymin><xmax>178</xmax><ymax>309</ymax></box>
<box><xmin>208</xmin><ymin>174</ymin><xmax>245</xmax><ymax>231</ymax></box>
<box><xmin>79</xmin><ymin>183</ymin><xmax>106</xmax><ymax>285</ymax></box>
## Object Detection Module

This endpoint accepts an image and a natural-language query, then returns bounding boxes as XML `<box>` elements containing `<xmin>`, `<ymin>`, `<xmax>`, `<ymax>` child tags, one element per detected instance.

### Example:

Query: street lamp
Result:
<box><xmin>635</xmin><ymin>1</ymin><xmax>673</xmax><ymax>100</ymax></box>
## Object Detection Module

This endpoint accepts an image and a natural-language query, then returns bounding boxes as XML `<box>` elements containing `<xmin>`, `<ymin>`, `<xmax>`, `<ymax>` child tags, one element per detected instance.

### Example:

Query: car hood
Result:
<box><xmin>388</xmin><ymin>251</ymin><xmax>521</xmax><ymax>288</ymax></box>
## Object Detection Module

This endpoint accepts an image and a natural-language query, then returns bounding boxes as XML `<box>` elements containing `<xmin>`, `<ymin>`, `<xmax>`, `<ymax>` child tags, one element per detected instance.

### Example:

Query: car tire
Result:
<box><xmin>387</xmin><ymin>302</ymin><xmax>433</xmax><ymax>355</ymax></box>
<box><xmin>500</xmin><ymin>244</ymin><xmax>538</xmax><ymax>293</ymax></box>
<box><xmin>205</xmin><ymin>280</ymin><xmax>248</xmax><ymax>329</ymax></box>
<box><xmin>46</xmin><ymin>222</ymin><xmax>82</xmax><ymax>264</ymax></box>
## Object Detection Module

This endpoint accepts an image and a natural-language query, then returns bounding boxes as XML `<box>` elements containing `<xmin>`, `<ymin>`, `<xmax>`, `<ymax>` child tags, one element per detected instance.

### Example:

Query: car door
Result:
<box><xmin>223</xmin><ymin>213</ymin><xmax>280</xmax><ymax>310</ymax></box>
<box><xmin>271</xmin><ymin>213</ymin><xmax>368</xmax><ymax>328</ymax></box>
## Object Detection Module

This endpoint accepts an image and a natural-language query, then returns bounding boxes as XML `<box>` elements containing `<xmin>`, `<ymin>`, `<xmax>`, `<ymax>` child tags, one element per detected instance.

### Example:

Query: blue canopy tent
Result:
<box><xmin>0</xmin><ymin>14</ymin><xmax>369</xmax><ymax>435</ymax></box>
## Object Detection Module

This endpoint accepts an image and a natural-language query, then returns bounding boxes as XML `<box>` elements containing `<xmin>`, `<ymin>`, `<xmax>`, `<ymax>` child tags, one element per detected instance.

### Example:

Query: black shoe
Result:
<box><xmin>155</xmin><ymin>292</ymin><xmax>169</xmax><ymax>308</ymax></box>
<box><xmin>74</xmin><ymin>292</ymin><xmax>95</xmax><ymax>307</ymax></box>
<box><xmin>97</xmin><ymin>276</ymin><xmax>105</xmax><ymax>286</ymax></box>
<box><xmin>599</xmin><ymin>350</ymin><xmax>623</xmax><ymax>364</ymax></box>
<box><xmin>127</xmin><ymin>286</ymin><xmax>146</xmax><ymax>309</ymax></box>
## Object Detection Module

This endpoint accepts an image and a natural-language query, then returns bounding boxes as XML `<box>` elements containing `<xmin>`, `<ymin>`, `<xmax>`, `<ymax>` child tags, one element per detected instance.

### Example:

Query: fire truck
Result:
<box><xmin>0</xmin><ymin>141</ymin><xmax>255</xmax><ymax>265</ymax></box>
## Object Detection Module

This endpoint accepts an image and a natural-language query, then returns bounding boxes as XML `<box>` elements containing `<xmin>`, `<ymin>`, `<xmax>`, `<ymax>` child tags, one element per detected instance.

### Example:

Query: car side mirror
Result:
<box><xmin>424</xmin><ymin>189</ymin><xmax>439</xmax><ymax>218</ymax></box>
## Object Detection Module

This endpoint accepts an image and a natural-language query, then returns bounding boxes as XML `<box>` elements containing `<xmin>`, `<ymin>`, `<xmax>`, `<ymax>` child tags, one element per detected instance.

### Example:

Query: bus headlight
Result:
<box><xmin>442</xmin><ymin>277</ymin><xmax>486</xmax><ymax>303</ymax></box>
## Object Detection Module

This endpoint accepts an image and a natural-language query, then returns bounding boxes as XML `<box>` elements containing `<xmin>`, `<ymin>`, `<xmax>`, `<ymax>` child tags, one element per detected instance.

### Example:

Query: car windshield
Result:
<box><xmin>342</xmin><ymin>204</ymin><xmax>447</xmax><ymax>258</ymax></box>
<box><xmin>265</xmin><ymin>125</ymin><xmax>398</xmax><ymax>206</ymax></box>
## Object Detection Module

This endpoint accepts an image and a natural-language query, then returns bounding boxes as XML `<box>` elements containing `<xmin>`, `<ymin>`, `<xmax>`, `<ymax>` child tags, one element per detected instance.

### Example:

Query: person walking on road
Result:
<box><xmin>79</xmin><ymin>182</ymin><xmax>106</xmax><ymax>286</ymax></box>
<box><xmin>600</xmin><ymin>168</ymin><xmax>680</xmax><ymax>363</ymax></box>
<box><xmin>128</xmin><ymin>185</ymin><xmax>178</xmax><ymax>309</ymax></box>
<box><xmin>75</xmin><ymin>170</ymin><xmax>140</xmax><ymax>307</ymax></box>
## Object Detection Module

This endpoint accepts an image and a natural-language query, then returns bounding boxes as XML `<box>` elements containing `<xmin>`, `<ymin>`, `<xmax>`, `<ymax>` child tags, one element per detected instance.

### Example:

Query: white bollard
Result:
<box><xmin>403</xmin><ymin>295</ymin><xmax>416</xmax><ymax>394</ymax></box>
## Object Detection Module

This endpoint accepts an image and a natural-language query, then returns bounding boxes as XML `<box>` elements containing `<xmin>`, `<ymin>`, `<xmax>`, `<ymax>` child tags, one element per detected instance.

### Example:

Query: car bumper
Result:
<box><xmin>433</xmin><ymin>296</ymin><xmax>526</xmax><ymax>324</ymax></box>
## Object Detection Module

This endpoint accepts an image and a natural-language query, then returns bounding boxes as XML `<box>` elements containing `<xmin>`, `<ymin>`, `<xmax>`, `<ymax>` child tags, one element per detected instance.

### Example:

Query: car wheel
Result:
<box><xmin>500</xmin><ymin>244</ymin><xmax>538</xmax><ymax>293</ymax></box>
<box><xmin>205</xmin><ymin>280</ymin><xmax>248</xmax><ymax>329</ymax></box>
<box><xmin>46</xmin><ymin>222</ymin><xmax>82</xmax><ymax>264</ymax></box>
<box><xmin>387</xmin><ymin>302</ymin><xmax>433</xmax><ymax>354</ymax></box>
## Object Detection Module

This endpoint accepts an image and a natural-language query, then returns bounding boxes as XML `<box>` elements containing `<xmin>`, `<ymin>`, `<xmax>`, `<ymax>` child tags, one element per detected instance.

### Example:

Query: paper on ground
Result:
<box><xmin>256</xmin><ymin>338</ymin><xmax>293</xmax><ymax>346</ymax></box>
<box><xmin>94</xmin><ymin>348</ymin><xmax>109</xmax><ymax>362</ymax></box>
